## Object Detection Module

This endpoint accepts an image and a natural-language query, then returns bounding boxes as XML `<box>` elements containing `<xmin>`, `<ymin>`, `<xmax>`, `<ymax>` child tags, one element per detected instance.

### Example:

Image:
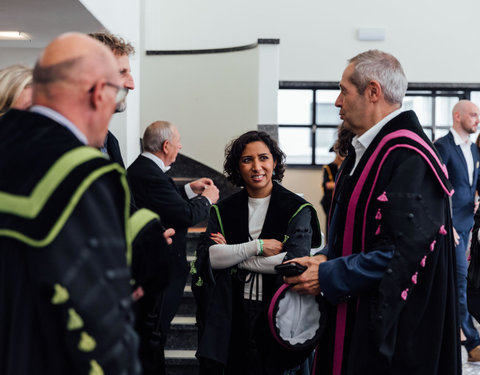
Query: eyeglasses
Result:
<box><xmin>88</xmin><ymin>81</ymin><xmax>128</xmax><ymax>104</ymax></box>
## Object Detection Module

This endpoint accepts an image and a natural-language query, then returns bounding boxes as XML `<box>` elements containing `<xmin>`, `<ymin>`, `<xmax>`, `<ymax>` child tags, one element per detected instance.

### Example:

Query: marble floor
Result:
<box><xmin>463</xmin><ymin>346</ymin><xmax>480</xmax><ymax>374</ymax></box>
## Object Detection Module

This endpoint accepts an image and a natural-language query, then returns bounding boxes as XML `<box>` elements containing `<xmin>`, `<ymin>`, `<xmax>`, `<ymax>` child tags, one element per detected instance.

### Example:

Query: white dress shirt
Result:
<box><xmin>450</xmin><ymin>129</ymin><xmax>474</xmax><ymax>186</ymax></box>
<box><xmin>350</xmin><ymin>108</ymin><xmax>403</xmax><ymax>174</ymax></box>
<box><xmin>141</xmin><ymin>151</ymin><xmax>197</xmax><ymax>199</ymax></box>
<box><xmin>30</xmin><ymin>105</ymin><xmax>88</xmax><ymax>145</ymax></box>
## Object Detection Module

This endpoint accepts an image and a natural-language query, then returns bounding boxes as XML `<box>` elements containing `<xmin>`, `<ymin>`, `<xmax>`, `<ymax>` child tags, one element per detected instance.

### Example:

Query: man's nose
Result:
<box><xmin>335</xmin><ymin>94</ymin><xmax>342</xmax><ymax>108</ymax></box>
<box><xmin>124</xmin><ymin>74</ymin><xmax>135</xmax><ymax>91</ymax></box>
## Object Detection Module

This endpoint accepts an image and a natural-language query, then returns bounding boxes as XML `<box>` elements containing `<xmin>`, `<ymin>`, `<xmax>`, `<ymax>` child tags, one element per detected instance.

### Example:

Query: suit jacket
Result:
<box><xmin>127</xmin><ymin>155</ymin><xmax>211</xmax><ymax>263</ymax></box>
<box><xmin>435</xmin><ymin>131</ymin><xmax>480</xmax><ymax>232</ymax></box>
<box><xmin>105</xmin><ymin>130</ymin><xmax>125</xmax><ymax>168</ymax></box>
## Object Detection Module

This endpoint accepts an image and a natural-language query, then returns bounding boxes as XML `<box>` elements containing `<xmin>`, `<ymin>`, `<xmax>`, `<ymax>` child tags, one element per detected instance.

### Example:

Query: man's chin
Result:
<box><xmin>115</xmin><ymin>100</ymin><xmax>127</xmax><ymax>113</ymax></box>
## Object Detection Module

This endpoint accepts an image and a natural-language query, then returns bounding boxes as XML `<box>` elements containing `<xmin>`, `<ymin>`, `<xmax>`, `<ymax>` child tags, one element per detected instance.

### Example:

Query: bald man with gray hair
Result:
<box><xmin>128</xmin><ymin>120</ymin><xmax>219</xmax><ymax>374</ymax></box>
<box><xmin>0</xmin><ymin>32</ymin><xmax>141</xmax><ymax>374</ymax></box>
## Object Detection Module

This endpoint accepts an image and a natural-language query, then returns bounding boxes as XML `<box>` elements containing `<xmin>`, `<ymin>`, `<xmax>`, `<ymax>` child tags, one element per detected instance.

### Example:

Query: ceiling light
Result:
<box><xmin>0</xmin><ymin>31</ymin><xmax>31</xmax><ymax>41</ymax></box>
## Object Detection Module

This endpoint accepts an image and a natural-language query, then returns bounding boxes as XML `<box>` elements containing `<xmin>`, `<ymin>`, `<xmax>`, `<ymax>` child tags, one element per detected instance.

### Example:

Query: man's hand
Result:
<box><xmin>201</xmin><ymin>184</ymin><xmax>219</xmax><ymax>204</ymax></box>
<box><xmin>453</xmin><ymin>226</ymin><xmax>460</xmax><ymax>246</ymax></box>
<box><xmin>163</xmin><ymin>228</ymin><xmax>175</xmax><ymax>245</ymax></box>
<box><xmin>325</xmin><ymin>181</ymin><xmax>335</xmax><ymax>190</ymax></box>
<box><xmin>284</xmin><ymin>255</ymin><xmax>327</xmax><ymax>295</ymax></box>
<box><xmin>131</xmin><ymin>286</ymin><xmax>144</xmax><ymax>301</ymax></box>
<box><xmin>190</xmin><ymin>178</ymin><xmax>214</xmax><ymax>194</ymax></box>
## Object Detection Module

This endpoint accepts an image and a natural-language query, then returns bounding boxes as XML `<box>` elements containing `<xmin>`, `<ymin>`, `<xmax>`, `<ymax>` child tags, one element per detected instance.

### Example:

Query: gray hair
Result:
<box><xmin>348</xmin><ymin>50</ymin><xmax>407</xmax><ymax>105</ymax></box>
<box><xmin>143</xmin><ymin>121</ymin><xmax>174</xmax><ymax>153</ymax></box>
<box><xmin>0</xmin><ymin>64</ymin><xmax>32</xmax><ymax>116</ymax></box>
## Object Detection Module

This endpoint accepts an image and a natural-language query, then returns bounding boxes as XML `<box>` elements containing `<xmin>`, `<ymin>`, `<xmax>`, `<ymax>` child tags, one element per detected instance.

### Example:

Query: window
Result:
<box><xmin>278</xmin><ymin>82</ymin><xmax>480</xmax><ymax>166</ymax></box>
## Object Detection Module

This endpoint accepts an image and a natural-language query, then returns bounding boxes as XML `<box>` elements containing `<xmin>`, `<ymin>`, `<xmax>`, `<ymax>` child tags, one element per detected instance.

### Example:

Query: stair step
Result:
<box><xmin>177</xmin><ymin>285</ymin><xmax>196</xmax><ymax>315</ymax></box>
<box><xmin>165</xmin><ymin>349</ymin><xmax>196</xmax><ymax>359</ymax></box>
<box><xmin>165</xmin><ymin>350</ymin><xmax>198</xmax><ymax>375</ymax></box>
<box><xmin>172</xmin><ymin>316</ymin><xmax>196</xmax><ymax>325</ymax></box>
<box><xmin>166</xmin><ymin>316</ymin><xmax>197</xmax><ymax>350</ymax></box>
<box><xmin>165</xmin><ymin>228</ymin><xmax>203</xmax><ymax>375</ymax></box>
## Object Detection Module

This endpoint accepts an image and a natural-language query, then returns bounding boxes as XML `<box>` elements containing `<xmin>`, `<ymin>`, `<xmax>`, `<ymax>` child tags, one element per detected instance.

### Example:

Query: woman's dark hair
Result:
<box><xmin>224</xmin><ymin>131</ymin><xmax>286</xmax><ymax>187</ymax></box>
<box><xmin>333</xmin><ymin>122</ymin><xmax>355</xmax><ymax>157</ymax></box>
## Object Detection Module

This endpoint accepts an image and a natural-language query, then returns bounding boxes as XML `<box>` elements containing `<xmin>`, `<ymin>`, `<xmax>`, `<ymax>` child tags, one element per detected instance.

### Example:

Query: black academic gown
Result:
<box><xmin>0</xmin><ymin>109</ymin><xmax>141</xmax><ymax>375</ymax></box>
<box><xmin>314</xmin><ymin>110</ymin><xmax>460</xmax><ymax>375</ymax></box>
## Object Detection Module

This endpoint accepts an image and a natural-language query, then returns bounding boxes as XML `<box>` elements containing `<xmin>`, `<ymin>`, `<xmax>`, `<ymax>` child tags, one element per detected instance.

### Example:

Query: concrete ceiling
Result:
<box><xmin>0</xmin><ymin>0</ymin><xmax>104</xmax><ymax>48</ymax></box>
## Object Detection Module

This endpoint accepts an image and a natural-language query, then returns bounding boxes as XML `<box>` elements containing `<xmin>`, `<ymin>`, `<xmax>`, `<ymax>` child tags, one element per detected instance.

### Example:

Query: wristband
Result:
<box><xmin>258</xmin><ymin>239</ymin><xmax>264</xmax><ymax>256</ymax></box>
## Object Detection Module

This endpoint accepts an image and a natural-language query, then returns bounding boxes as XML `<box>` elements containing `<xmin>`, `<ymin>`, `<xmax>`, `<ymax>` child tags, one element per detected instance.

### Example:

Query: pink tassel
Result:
<box><xmin>439</xmin><ymin>225</ymin><xmax>447</xmax><ymax>235</ymax></box>
<box><xmin>420</xmin><ymin>256</ymin><xmax>426</xmax><ymax>268</ymax></box>
<box><xmin>468</xmin><ymin>255</ymin><xmax>472</xmax><ymax>262</ymax></box>
<box><xmin>401</xmin><ymin>288</ymin><xmax>409</xmax><ymax>301</ymax></box>
<box><xmin>411</xmin><ymin>272</ymin><xmax>418</xmax><ymax>285</ymax></box>
<box><xmin>375</xmin><ymin>225</ymin><xmax>381</xmax><ymax>235</ymax></box>
<box><xmin>375</xmin><ymin>209</ymin><xmax>382</xmax><ymax>220</ymax></box>
<box><xmin>377</xmin><ymin>191</ymin><xmax>388</xmax><ymax>202</ymax></box>
<box><xmin>430</xmin><ymin>240</ymin><xmax>436</xmax><ymax>252</ymax></box>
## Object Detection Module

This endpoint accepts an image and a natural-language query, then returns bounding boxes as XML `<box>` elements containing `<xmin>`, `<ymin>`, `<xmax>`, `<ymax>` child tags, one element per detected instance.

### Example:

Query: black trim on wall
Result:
<box><xmin>146</xmin><ymin>42</ymin><xmax>258</xmax><ymax>55</ymax></box>
<box><xmin>257</xmin><ymin>38</ymin><xmax>280</xmax><ymax>45</ymax></box>
<box><xmin>280</xmin><ymin>81</ymin><xmax>480</xmax><ymax>91</ymax></box>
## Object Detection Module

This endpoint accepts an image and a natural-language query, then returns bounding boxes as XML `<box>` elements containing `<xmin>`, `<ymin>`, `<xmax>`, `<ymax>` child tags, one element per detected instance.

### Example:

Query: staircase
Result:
<box><xmin>165</xmin><ymin>229</ymin><xmax>203</xmax><ymax>375</ymax></box>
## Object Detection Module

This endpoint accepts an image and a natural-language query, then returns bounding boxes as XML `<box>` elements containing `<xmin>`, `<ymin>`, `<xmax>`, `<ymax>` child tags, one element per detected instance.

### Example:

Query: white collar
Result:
<box><xmin>351</xmin><ymin>108</ymin><xmax>403</xmax><ymax>151</ymax></box>
<box><xmin>451</xmin><ymin>128</ymin><xmax>472</xmax><ymax>146</ymax></box>
<box><xmin>30</xmin><ymin>105</ymin><xmax>88</xmax><ymax>145</ymax></box>
<box><xmin>142</xmin><ymin>151</ymin><xmax>171</xmax><ymax>172</ymax></box>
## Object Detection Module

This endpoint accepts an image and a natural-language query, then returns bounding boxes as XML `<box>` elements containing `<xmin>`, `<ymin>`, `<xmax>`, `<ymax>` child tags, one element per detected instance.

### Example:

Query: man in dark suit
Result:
<box><xmin>128</xmin><ymin>120</ymin><xmax>219</xmax><ymax>374</ymax></box>
<box><xmin>435</xmin><ymin>99</ymin><xmax>480</xmax><ymax>361</ymax></box>
<box><xmin>89</xmin><ymin>31</ymin><xmax>136</xmax><ymax>166</ymax></box>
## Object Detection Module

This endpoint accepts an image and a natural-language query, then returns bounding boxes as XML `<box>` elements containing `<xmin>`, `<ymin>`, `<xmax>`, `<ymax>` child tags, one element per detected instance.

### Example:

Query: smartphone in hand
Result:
<box><xmin>274</xmin><ymin>262</ymin><xmax>307</xmax><ymax>277</ymax></box>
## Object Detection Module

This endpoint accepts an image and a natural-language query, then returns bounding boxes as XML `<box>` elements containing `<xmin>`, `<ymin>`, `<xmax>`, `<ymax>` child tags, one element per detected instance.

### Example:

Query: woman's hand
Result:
<box><xmin>210</xmin><ymin>232</ymin><xmax>226</xmax><ymax>244</ymax></box>
<box><xmin>262</xmin><ymin>239</ymin><xmax>283</xmax><ymax>257</ymax></box>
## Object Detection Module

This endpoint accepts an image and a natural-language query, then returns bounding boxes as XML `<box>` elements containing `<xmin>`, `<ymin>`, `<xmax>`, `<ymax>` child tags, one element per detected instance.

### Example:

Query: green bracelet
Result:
<box><xmin>258</xmin><ymin>239</ymin><xmax>264</xmax><ymax>256</ymax></box>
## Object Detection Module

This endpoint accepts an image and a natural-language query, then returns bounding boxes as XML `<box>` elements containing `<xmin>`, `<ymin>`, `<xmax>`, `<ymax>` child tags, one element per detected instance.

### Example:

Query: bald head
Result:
<box><xmin>452</xmin><ymin>100</ymin><xmax>479</xmax><ymax>137</ymax></box>
<box><xmin>34</xmin><ymin>32</ymin><xmax>118</xmax><ymax>92</ymax></box>
<box><xmin>32</xmin><ymin>32</ymin><xmax>123</xmax><ymax>147</ymax></box>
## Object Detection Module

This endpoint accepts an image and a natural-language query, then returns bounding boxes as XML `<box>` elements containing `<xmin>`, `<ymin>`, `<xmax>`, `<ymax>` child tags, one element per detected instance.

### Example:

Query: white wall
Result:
<box><xmin>140</xmin><ymin>49</ymin><xmax>259</xmax><ymax>171</ymax></box>
<box><xmin>144</xmin><ymin>0</ymin><xmax>480</xmax><ymax>83</ymax></box>
<box><xmin>0</xmin><ymin>48</ymin><xmax>43</xmax><ymax>69</ymax></box>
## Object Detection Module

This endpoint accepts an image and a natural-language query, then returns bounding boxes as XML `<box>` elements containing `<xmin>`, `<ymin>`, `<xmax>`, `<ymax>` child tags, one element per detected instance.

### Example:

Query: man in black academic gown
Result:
<box><xmin>0</xmin><ymin>33</ymin><xmax>141</xmax><ymax>375</ymax></box>
<box><xmin>128</xmin><ymin>120</ymin><xmax>219</xmax><ymax>374</ymax></box>
<box><xmin>286</xmin><ymin>50</ymin><xmax>460</xmax><ymax>375</ymax></box>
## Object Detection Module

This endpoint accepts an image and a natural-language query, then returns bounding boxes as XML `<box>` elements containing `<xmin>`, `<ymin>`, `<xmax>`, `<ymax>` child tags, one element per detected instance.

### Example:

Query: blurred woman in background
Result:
<box><xmin>0</xmin><ymin>64</ymin><xmax>33</xmax><ymax>116</ymax></box>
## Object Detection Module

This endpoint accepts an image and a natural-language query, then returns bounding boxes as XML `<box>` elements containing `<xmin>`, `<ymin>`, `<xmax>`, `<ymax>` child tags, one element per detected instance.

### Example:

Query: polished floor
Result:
<box><xmin>463</xmin><ymin>346</ymin><xmax>480</xmax><ymax>374</ymax></box>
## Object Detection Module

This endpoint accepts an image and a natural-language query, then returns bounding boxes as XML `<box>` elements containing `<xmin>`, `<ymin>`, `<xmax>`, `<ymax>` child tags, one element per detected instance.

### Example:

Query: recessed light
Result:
<box><xmin>0</xmin><ymin>31</ymin><xmax>31</xmax><ymax>41</ymax></box>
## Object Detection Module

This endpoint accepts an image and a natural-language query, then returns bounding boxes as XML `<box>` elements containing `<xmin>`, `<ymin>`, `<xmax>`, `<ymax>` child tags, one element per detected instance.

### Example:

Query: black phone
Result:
<box><xmin>274</xmin><ymin>262</ymin><xmax>307</xmax><ymax>277</ymax></box>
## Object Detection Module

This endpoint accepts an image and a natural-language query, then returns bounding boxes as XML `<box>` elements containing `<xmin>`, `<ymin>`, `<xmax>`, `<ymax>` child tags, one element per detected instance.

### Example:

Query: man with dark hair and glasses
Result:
<box><xmin>0</xmin><ymin>32</ymin><xmax>142</xmax><ymax>374</ymax></box>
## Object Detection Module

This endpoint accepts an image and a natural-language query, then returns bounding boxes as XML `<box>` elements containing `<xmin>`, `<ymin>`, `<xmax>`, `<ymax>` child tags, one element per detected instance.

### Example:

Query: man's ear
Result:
<box><xmin>453</xmin><ymin>111</ymin><xmax>461</xmax><ymax>123</ymax></box>
<box><xmin>367</xmin><ymin>80</ymin><xmax>382</xmax><ymax>103</ymax></box>
<box><xmin>162</xmin><ymin>140</ymin><xmax>169</xmax><ymax>154</ymax></box>
<box><xmin>89</xmin><ymin>80</ymin><xmax>105</xmax><ymax>110</ymax></box>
